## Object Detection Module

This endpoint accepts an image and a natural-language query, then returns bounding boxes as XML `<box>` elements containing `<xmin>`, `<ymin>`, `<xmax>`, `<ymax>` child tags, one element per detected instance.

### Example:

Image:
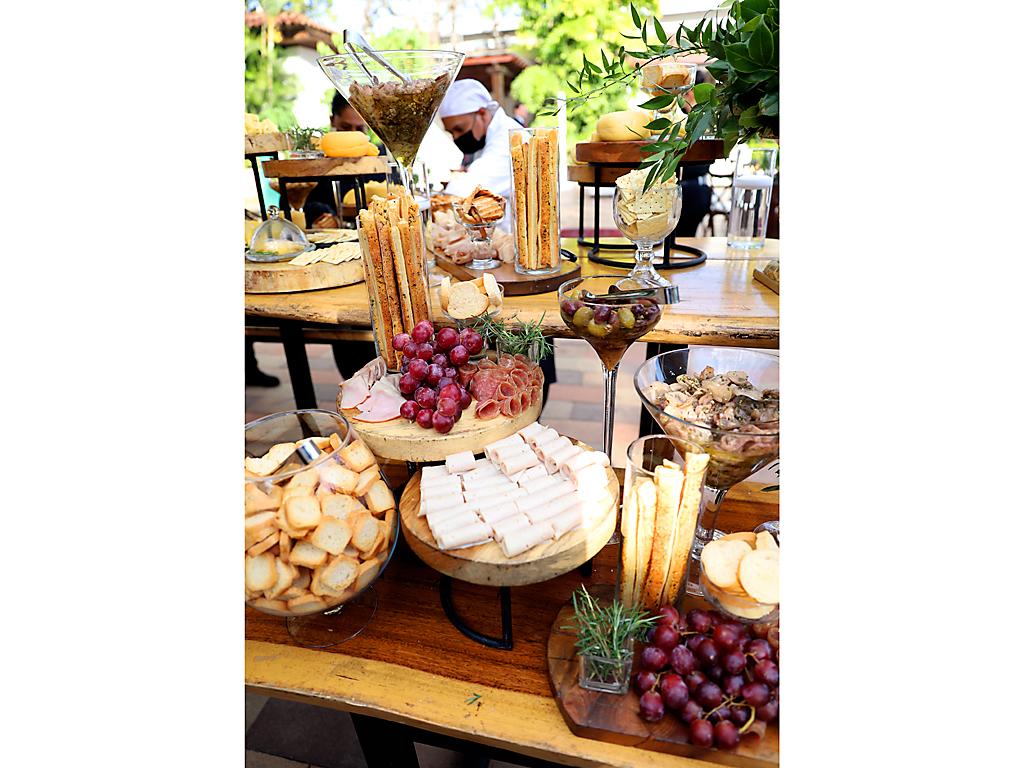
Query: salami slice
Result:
<box><xmin>528</xmin><ymin>385</ymin><xmax>541</xmax><ymax>405</ymax></box>
<box><xmin>475</xmin><ymin>399</ymin><xmax>500</xmax><ymax>420</ymax></box>
<box><xmin>510</xmin><ymin>371</ymin><xmax>528</xmax><ymax>388</ymax></box>
<box><xmin>457</xmin><ymin>364</ymin><xmax>477</xmax><ymax>388</ymax></box>
<box><xmin>471</xmin><ymin>374</ymin><xmax>500</xmax><ymax>402</ymax></box>
<box><xmin>477</xmin><ymin>359</ymin><xmax>497</xmax><ymax>370</ymax></box>
<box><xmin>497</xmin><ymin>355</ymin><xmax>515</xmax><ymax>369</ymax></box>
<box><xmin>496</xmin><ymin>380</ymin><xmax>515</xmax><ymax>400</ymax></box>
<box><xmin>500</xmin><ymin>396</ymin><xmax>523</xmax><ymax>418</ymax></box>
<box><xmin>518</xmin><ymin>391</ymin><xmax>532</xmax><ymax>411</ymax></box>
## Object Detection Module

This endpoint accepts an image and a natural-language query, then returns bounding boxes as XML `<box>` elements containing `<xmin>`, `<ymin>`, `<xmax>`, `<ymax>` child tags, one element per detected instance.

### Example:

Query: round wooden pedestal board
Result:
<box><xmin>399</xmin><ymin>442</ymin><xmax>619</xmax><ymax>587</ymax></box>
<box><xmin>547</xmin><ymin>584</ymin><xmax>779</xmax><ymax>767</ymax></box>
<box><xmin>343</xmin><ymin>397</ymin><xmax>541</xmax><ymax>463</ymax></box>
<box><xmin>244</xmin><ymin>258</ymin><xmax>364</xmax><ymax>294</ymax></box>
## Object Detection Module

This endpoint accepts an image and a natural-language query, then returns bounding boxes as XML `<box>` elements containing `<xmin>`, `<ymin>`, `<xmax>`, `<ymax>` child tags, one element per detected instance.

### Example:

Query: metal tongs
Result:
<box><xmin>580</xmin><ymin>283</ymin><xmax>681</xmax><ymax>305</ymax></box>
<box><xmin>343</xmin><ymin>30</ymin><xmax>410</xmax><ymax>85</ymax></box>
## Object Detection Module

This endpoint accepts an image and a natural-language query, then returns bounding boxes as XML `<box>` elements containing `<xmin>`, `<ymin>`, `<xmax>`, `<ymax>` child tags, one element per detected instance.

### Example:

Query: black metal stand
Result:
<box><xmin>279</xmin><ymin>321</ymin><xmax>318</xmax><ymax>409</ymax></box>
<box><xmin>439</xmin><ymin>575</ymin><xmax>513</xmax><ymax>650</ymax></box>
<box><xmin>246</xmin><ymin>150</ymin><xmax>281</xmax><ymax>220</ymax></box>
<box><xmin>277</xmin><ymin>173</ymin><xmax>376</xmax><ymax>227</ymax></box>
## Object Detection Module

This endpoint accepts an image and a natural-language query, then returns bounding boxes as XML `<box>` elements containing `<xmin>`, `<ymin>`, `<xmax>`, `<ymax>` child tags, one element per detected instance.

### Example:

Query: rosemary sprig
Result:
<box><xmin>287</xmin><ymin>125</ymin><xmax>325</xmax><ymax>152</ymax></box>
<box><xmin>472</xmin><ymin>312</ymin><xmax>553</xmax><ymax>361</ymax></box>
<box><xmin>563</xmin><ymin>585</ymin><xmax>657</xmax><ymax>662</ymax></box>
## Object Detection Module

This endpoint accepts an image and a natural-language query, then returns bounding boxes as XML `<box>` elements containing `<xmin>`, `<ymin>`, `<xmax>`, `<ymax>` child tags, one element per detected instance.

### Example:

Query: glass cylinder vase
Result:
<box><xmin>508</xmin><ymin>127</ymin><xmax>562</xmax><ymax>275</ymax></box>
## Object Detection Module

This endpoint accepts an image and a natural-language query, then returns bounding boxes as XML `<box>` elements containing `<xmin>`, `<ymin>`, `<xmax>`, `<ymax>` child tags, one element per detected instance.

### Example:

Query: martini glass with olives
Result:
<box><xmin>558</xmin><ymin>275</ymin><xmax>664</xmax><ymax>458</ymax></box>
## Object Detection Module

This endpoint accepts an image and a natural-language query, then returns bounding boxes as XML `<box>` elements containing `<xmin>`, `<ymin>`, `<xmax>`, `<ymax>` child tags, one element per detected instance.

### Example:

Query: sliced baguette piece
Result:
<box><xmin>354</xmin><ymin>558</ymin><xmax>382</xmax><ymax>593</ymax></box>
<box><xmin>245</xmin><ymin>482</ymin><xmax>283</xmax><ymax>514</ymax></box>
<box><xmin>285</xmin><ymin>495</ymin><xmax>321</xmax><ymax>531</ymax></box>
<box><xmin>287</xmin><ymin>468</ymin><xmax>319</xmax><ymax>491</ymax></box>
<box><xmin>320</xmin><ymin>554</ymin><xmax>359</xmax><ymax>594</ymax></box>
<box><xmin>364</xmin><ymin>479</ymin><xmax>395</xmax><ymax>514</ymax></box>
<box><xmin>291</xmin><ymin>567</ymin><xmax>311</xmax><ymax>592</ymax></box>
<box><xmin>266</xmin><ymin>558</ymin><xmax>296</xmax><ymax>599</ymax></box>
<box><xmin>245</xmin><ymin>442</ymin><xmax>296</xmax><ymax>477</ymax></box>
<box><xmin>247</xmin><ymin>530</ymin><xmax>280</xmax><ymax>557</ymax></box>
<box><xmin>321</xmin><ymin>493</ymin><xmax>366</xmax><ymax>521</ymax></box>
<box><xmin>309</xmin><ymin>518</ymin><xmax>353</xmax><ymax>556</ymax></box>
<box><xmin>319</xmin><ymin>463</ymin><xmax>359</xmax><ymax>494</ymax></box>
<box><xmin>339</xmin><ymin>439</ymin><xmax>375</xmax><ymax>473</ymax></box>
<box><xmin>248</xmin><ymin>597</ymin><xmax>290</xmax><ymax>616</ymax></box>
<box><xmin>278</xmin><ymin>530</ymin><xmax>292</xmax><ymax>563</ymax></box>
<box><xmin>289</xmin><ymin>540</ymin><xmax>328</xmax><ymax>568</ymax></box>
<box><xmin>275</xmin><ymin>507</ymin><xmax>308</xmax><ymax>540</ymax></box>
<box><xmin>381</xmin><ymin>508</ymin><xmax>396</xmax><ymax>548</ymax></box>
<box><xmin>354</xmin><ymin>466</ymin><xmax>380</xmax><ymax>497</ymax></box>
<box><xmin>351</xmin><ymin>513</ymin><xmax>382</xmax><ymax>553</ymax></box>
<box><xmin>245</xmin><ymin>552</ymin><xmax>277</xmax><ymax>592</ymax></box>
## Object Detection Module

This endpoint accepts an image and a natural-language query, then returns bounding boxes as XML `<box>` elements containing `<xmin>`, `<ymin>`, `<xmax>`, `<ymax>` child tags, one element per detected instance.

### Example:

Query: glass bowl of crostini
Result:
<box><xmin>245</xmin><ymin>409</ymin><xmax>400</xmax><ymax>646</ymax></box>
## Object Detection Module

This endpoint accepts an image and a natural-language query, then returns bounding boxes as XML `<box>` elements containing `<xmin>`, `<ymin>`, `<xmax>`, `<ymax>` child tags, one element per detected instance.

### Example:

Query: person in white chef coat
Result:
<box><xmin>438</xmin><ymin>79</ymin><xmax>521</xmax><ymax>203</ymax></box>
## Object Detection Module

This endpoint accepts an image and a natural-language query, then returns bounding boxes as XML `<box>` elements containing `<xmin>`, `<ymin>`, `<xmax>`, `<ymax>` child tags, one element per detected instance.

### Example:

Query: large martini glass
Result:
<box><xmin>634</xmin><ymin>347</ymin><xmax>779</xmax><ymax>595</ymax></box>
<box><xmin>318</xmin><ymin>48</ymin><xmax>464</xmax><ymax>194</ymax></box>
<box><xmin>558</xmin><ymin>276</ymin><xmax>664</xmax><ymax>458</ymax></box>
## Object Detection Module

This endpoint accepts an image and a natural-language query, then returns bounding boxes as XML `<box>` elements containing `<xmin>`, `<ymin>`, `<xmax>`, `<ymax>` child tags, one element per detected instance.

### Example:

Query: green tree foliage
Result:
<box><xmin>371</xmin><ymin>27</ymin><xmax>429</xmax><ymax>51</ymax></box>
<box><xmin>245</xmin><ymin>27</ymin><xmax>300</xmax><ymax>128</ymax></box>
<box><xmin>491</xmin><ymin>0</ymin><xmax>657</xmax><ymax>147</ymax></box>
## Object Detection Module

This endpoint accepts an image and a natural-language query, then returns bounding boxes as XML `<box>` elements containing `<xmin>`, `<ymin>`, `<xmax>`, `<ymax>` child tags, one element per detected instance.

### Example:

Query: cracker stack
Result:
<box><xmin>620</xmin><ymin>452</ymin><xmax>710</xmax><ymax>609</ymax></box>
<box><xmin>509</xmin><ymin>128</ymin><xmax>559</xmax><ymax>272</ymax></box>
<box><xmin>357</xmin><ymin>188</ymin><xmax>430</xmax><ymax>369</ymax></box>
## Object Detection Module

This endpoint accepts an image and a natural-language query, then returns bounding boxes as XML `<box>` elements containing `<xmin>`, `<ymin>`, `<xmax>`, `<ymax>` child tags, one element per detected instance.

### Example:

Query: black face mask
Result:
<box><xmin>454</xmin><ymin>119</ymin><xmax>486</xmax><ymax>154</ymax></box>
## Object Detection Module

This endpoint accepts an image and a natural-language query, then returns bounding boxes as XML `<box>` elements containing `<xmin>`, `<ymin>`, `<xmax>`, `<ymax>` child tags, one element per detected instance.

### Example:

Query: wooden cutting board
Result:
<box><xmin>244</xmin><ymin>258</ymin><xmax>364</xmax><ymax>294</ymax></box>
<box><xmin>342</xmin><ymin>397</ymin><xmax>541</xmax><ymax>463</ymax></box>
<box><xmin>245</xmin><ymin>133</ymin><xmax>290</xmax><ymax>154</ymax></box>
<box><xmin>434</xmin><ymin>250</ymin><xmax>580</xmax><ymax>296</ymax></box>
<box><xmin>262</xmin><ymin>155</ymin><xmax>387</xmax><ymax>179</ymax></box>
<box><xmin>574</xmin><ymin>139</ymin><xmax>724</xmax><ymax>165</ymax></box>
<box><xmin>399</xmin><ymin>443</ymin><xmax>619</xmax><ymax>587</ymax></box>
<box><xmin>547</xmin><ymin>583</ymin><xmax>779</xmax><ymax>767</ymax></box>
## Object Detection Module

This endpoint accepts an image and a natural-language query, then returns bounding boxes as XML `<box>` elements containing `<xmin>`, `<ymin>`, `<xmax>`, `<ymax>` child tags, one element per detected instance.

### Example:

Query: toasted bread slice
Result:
<box><xmin>320</xmin><ymin>555</ymin><xmax>359</xmax><ymax>594</ymax></box>
<box><xmin>287</xmin><ymin>468</ymin><xmax>319</xmax><ymax>491</ymax></box>
<box><xmin>309</xmin><ymin>518</ymin><xmax>352</xmax><ymax>556</ymax></box>
<box><xmin>265</xmin><ymin>558</ymin><xmax>296</xmax><ymax>600</ymax></box>
<box><xmin>339</xmin><ymin>440</ymin><xmax>375</xmax><ymax>472</ymax></box>
<box><xmin>248</xmin><ymin>597</ymin><xmax>290</xmax><ymax>616</ymax></box>
<box><xmin>364</xmin><ymin>479</ymin><xmax>395</xmax><ymax>514</ymax></box>
<box><xmin>289</xmin><ymin>540</ymin><xmax>328</xmax><ymax>568</ymax></box>
<box><xmin>354</xmin><ymin>558</ymin><xmax>382</xmax><ymax>593</ymax></box>
<box><xmin>277</xmin><ymin>530</ymin><xmax>292</xmax><ymax>563</ymax></box>
<box><xmin>285</xmin><ymin>496</ymin><xmax>321</xmax><ymax>531</ymax></box>
<box><xmin>245</xmin><ymin>442</ymin><xmax>296</xmax><ymax>477</ymax></box>
<box><xmin>320</xmin><ymin>463</ymin><xmax>359</xmax><ymax>494</ymax></box>
<box><xmin>286</xmin><ymin>593</ymin><xmax>327</xmax><ymax>615</ymax></box>
<box><xmin>321</xmin><ymin>494</ymin><xmax>366</xmax><ymax>521</ymax></box>
<box><xmin>245</xmin><ymin>553</ymin><xmax>276</xmax><ymax>592</ymax></box>
<box><xmin>355</xmin><ymin>466</ymin><xmax>380</xmax><ymax>497</ymax></box>
<box><xmin>351</xmin><ymin>513</ymin><xmax>381</xmax><ymax>553</ymax></box>
<box><xmin>246</xmin><ymin>530</ymin><xmax>279</xmax><ymax>557</ymax></box>
<box><xmin>245</xmin><ymin>483</ymin><xmax>283</xmax><ymax>514</ymax></box>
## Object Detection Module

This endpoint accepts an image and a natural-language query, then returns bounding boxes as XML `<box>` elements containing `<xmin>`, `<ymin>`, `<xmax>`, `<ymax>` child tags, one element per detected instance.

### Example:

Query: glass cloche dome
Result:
<box><xmin>246</xmin><ymin>207</ymin><xmax>315</xmax><ymax>263</ymax></box>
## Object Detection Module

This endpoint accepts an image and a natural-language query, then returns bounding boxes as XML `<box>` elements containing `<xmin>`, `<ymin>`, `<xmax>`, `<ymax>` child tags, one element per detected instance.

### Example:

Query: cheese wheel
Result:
<box><xmin>595</xmin><ymin>110</ymin><xmax>653</xmax><ymax>142</ymax></box>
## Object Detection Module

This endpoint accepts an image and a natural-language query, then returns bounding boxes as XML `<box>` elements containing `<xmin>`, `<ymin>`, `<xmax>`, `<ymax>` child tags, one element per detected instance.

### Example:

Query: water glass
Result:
<box><xmin>727</xmin><ymin>146</ymin><xmax>777</xmax><ymax>250</ymax></box>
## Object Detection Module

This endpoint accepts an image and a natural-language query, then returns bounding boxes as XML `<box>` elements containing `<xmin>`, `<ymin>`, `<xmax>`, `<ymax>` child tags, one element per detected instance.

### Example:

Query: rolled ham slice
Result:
<box><xmin>517</xmin><ymin>465</ymin><xmax>549</xmax><ymax>486</ymax></box>
<box><xmin>551</xmin><ymin>503</ymin><xmax>584</xmax><ymax>538</ymax></box>
<box><xmin>420</xmin><ymin>491</ymin><xmax>467</xmax><ymax>515</ymax></box>
<box><xmin>536</xmin><ymin>436</ymin><xmax>572</xmax><ymax>462</ymax></box>
<box><xmin>445</xmin><ymin>450</ymin><xmax>476</xmax><ymax>474</ymax></box>
<box><xmin>425</xmin><ymin>503</ymin><xmax>476</xmax><ymax>525</ymax></box>
<box><xmin>421</xmin><ymin>465</ymin><xmax>449</xmax><ymax>484</ymax></box>
<box><xmin>522</xmin><ymin>474</ymin><xmax>562</xmax><ymax>495</ymax></box>
<box><xmin>472</xmin><ymin>457</ymin><xmax>494</xmax><ymax>472</ymax></box>
<box><xmin>526</xmin><ymin>427</ymin><xmax>560</xmax><ymax>449</ymax></box>
<box><xmin>420</xmin><ymin>474</ymin><xmax>462</xmax><ymax>496</ymax></box>
<box><xmin>490</xmin><ymin>442</ymin><xmax>533</xmax><ymax>464</ymax></box>
<box><xmin>477</xmin><ymin>501</ymin><xmax>520</xmax><ymax>527</ymax></box>
<box><xmin>516</xmin><ymin>422</ymin><xmax>545</xmax><ymax>440</ymax></box>
<box><xmin>435</xmin><ymin>520</ymin><xmax>493</xmax><ymax>550</ymax></box>
<box><xmin>545</xmin><ymin>444</ymin><xmax>583</xmax><ymax>474</ymax></box>
<box><xmin>338</xmin><ymin>375</ymin><xmax>370</xmax><ymax>410</ymax></box>
<box><xmin>492</xmin><ymin>513</ymin><xmax>532</xmax><ymax>542</ymax></box>
<box><xmin>501</xmin><ymin>522</ymin><xmax>555</xmax><ymax>557</ymax></box>
<box><xmin>465</xmin><ymin>488</ymin><xmax>522</xmax><ymax>512</ymax></box>
<box><xmin>561</xmin><ymin>451</ymin><xmax>611</xmax><ymax>482</ymax></box>
<box><xmin>427</xmin><ymin>509</ymin><xmax>480</xmax><ymax>539</ymax></box>
<box><xmin>463</xmin><ymin>464</ymin><xmax>501</xmax><ymax>484</ymax></box>
<box><xmin>524</xmin><ymin>491</ymin><xmax>580</xmax><ymax>523</ymax></box>
<box><xmin>500</xmin><ymin>449</ymin><xmax>540</xmax><ymax>476</ymax></box>
<box><xmin>515</xmin><ymin>480</ymin><xmax>576</xmax><ymax>515</ymax></box>
<box><xmin>463</xmin><ymin>476</ymin><xmax>517</xmax><ymax>495</ymax></box>
<box><xmin>571</xmin><ymin>463</ymin><xmax>609</xmax><ymax>492</ymax></box>
<box><xmin>483</xmin><ymin>435</ymin><xmax>524</xmax><ymax>461</ymax></box>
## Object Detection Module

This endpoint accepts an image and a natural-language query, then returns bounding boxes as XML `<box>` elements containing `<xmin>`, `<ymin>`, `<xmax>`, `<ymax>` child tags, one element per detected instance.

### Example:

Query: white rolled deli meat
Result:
<box><xmin>501</xmin><ymin>522</ymin><xmax>555</xmax><ymax>557</ymax></box>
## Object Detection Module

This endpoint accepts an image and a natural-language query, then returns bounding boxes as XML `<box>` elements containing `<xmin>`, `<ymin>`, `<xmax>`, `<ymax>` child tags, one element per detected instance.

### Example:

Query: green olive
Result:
<box><xmin>617</xmin><ymin>308</ymin><xmax>634</xmax><ymax>329</ymax></box>
<box><xmin>586</xmin><ymin>320</ymin><xmax>608</xmax><ymax>337</ymax></box>
<box><xmin>572</xmin><ymin>306</ymin><xmax>594</xmax><ymax>328</ymax></box>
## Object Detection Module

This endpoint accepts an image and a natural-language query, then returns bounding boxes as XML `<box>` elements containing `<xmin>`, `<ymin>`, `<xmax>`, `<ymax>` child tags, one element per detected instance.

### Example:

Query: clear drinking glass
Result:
<box><xmin>619</xmin><ymin>435</ymin><xmax>705</xmax><ymax>610</ymax></box>
<box><xmin>612</xmin><ymin>182</ymin><xmax>682</xmax><ymax>287</ymax></box>
<box><xmin>452</xmin><ymin>202</ymin><xmax>505</xmax><ymax>270</ymax></box>
<box><xmin>508</xmin><ymin>127</ymin><xmax>562</xmax><ymax>275</ymax></box>
<box><xmin>578</xmin><ymin>649</ymin><xmax>634</xmax><ymax>694</ymax></box>
<box><xmin>634</xmin><ymin>347</ymin><xmax>779</xmax><ymax>595</ymax></box>
<box><xmin>727</xmin><ymin>146</ymin><xmax>777</xmax><ymax>250</ymax></box>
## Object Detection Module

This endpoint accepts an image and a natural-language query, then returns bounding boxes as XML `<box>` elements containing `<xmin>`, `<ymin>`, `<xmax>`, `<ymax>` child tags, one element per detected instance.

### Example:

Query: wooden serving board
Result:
<box><xmin>574</xmin><ymin>138</ymin><xmax>723</xmax><ymax>165</ymax></box>
<box><xmin>434</xmin><ymin>250</ymin><xmax>580</xmax><ymax>296</ymax></box>
<box><xmin>245</xmin><ymin>133</ymin><xmax>290</xmax><ymax>154</ymax></box>
<box><xmin>342</xmin><ymin>396</ymin><xmax>541</xmax><ymax>463</ymax></box>
<box><xmin>752</xmin><ymin>268</ymin><xmax>779</xmax><ymax>294</ymax></box>
<box><xmin>547</xmin><ymin>584</ymin><xmax>779</xmax><ymax>767</ymax></box>
<box><xmin>399</xmin><ymin>444</ymin><xmax>619</xmax><ymax>587</ymax></box>
<box><xmin>262</xmin><ymin>156</ymin><xmax>387</xmax><ymax>179</ymax></box>
<box><xmin>244</xmin><ymin>258</ymin><xmax>364</xmax><ymax>294</ymax></box>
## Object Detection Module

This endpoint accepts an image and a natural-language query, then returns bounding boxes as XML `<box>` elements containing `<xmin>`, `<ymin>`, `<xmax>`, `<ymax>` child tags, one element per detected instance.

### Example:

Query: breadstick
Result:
<box><xmin>370</xmin><ymin>197</ymin><xmax>405</xmax><ymax>341</ymax></box>
<box><xmin>526</xmin><ymin>136</ymin><xmax>538</xmax><ymax>270</ymax></box>
<box><xmin>358</xmin><ymin>209</ymin><xmax>396</xmax><ymax>369</ymax></box>
<box><xmin>510</xmin><ymin>141</ymin><xmax>529</xmax><ymax>270</ymax></box>
<box><xmin>403</xmin><ymin>195</ymin><xmax>431</xmax><ymax>323</ymax></box>
<box><xmin>642</xmin><ymin>462</ymin><xmax>684</xmax><ymax>609</ymax></box>
<box><xmin>660</xmin><ymin>453</ymin><xmax>710</xmax><ymax>606</ymax></box>
<box><xmin>386</xmin><ymin>198</ymin><xmax>416</xmax><ymax>332</ymax></box>
<box><xmin>535</xmin><ymin>131</ymin><xmax>551</xmax><ymax>271</ymax></box>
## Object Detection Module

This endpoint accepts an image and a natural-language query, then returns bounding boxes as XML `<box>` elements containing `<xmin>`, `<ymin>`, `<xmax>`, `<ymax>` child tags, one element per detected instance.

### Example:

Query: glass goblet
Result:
<box><xmin>612</xmin><ymin>182</ymin><xmax>682</xmax><ymax>288</ymax></box>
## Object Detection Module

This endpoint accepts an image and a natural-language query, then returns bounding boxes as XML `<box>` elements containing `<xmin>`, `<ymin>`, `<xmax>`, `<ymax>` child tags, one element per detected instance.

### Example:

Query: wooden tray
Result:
<box><xmin>245</xmin><ymin>133</ymin><xmax>290</xmax><ymax>154</ymax></box>
<box><xmin>434</xmin><ymin>250</ymin><xmax>580</xmax><ymax>296</ymax></box>
<box><xmin>262</xmin><ymin>156</ymin><xmax>387</xmax><ymax>179</ymax></box>
<box><xmin>399</xmin><ymin>443</ymin><xmax>619</xmax><ymax>587</ymax></box>
<box><xmin>547</xmin><ymin>584</ymin><xmax>779</xmax><ymax>767</ymax></box>
<box><xmin>574</xmin><ymin>139</ymin><xmax>723</xmax><ymax>165</ymax></box>
<box><xmin>244</xmin><ymin>258</ymin><xmax>364</xmax><ymax>294</ymax></box>
<box><xmin>342</xmin><ymin>396</ymin><xmax>541</xmax><ymax>463</ymax></box>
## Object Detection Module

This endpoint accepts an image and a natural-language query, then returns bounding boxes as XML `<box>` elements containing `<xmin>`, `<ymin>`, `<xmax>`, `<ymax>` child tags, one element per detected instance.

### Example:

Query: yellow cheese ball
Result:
<box><xmin>342</xmin><ymin>181</ymin><xmax>389</xmax><ymax>206</ymax></box>
<box><xmin>321</xmin><ymin>131</ymin><xmax>372</xmax><ymax>157</ymax></box>
<box><xmin>595</xmin><ymin>110</ymin><xmax>653</xmax><ymax>142</ymax></box>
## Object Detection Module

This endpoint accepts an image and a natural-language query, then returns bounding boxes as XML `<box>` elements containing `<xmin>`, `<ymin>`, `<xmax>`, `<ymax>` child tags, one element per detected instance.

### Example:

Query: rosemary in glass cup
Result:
<box><xmin>564</xmin><ymin>586</ymin><xmax>657</xmax><ymax>694</ymax></box>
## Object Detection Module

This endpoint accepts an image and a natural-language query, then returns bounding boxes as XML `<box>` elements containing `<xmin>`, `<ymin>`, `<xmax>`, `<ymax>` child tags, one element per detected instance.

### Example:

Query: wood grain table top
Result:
<box><xmin>244</xmin><ymin>238</ymin><xmax>779</xmax><ymax>348</ymax></box>
<box><xmin>246</xmin><ymin>466</ymin><xmax>780</xmax><ymax>768</ymax></box>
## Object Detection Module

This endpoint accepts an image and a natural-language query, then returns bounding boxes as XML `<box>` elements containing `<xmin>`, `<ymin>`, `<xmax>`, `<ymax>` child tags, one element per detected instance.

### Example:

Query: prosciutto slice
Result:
<box><xmin>353</xmin><ymin>377</ymin><xmax>403</xmax><ymax>422</ymax></box>
<box><xmin>338</xmin><ymin>375</ymin><xmax>370</xmax><ymax>410</ymax></box>
<box><xmin>475</xmin><ymin>399</ymin><xmax>500</xmax><ymax>420</ymax></box>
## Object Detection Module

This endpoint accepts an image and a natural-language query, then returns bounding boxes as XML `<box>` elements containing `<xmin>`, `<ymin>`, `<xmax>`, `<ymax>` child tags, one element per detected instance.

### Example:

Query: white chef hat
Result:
<box><xmin>438</xmin><ymin>79</ymin><xmax>498</xmax><ymax>118</ymax></box>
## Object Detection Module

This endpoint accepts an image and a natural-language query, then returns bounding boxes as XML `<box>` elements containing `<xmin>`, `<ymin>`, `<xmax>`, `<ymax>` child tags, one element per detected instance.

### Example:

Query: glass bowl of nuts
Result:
<box><xmin>245</xmin><ymin>409</ymin><xmax>399</xmax><ymax>647</ymax></box>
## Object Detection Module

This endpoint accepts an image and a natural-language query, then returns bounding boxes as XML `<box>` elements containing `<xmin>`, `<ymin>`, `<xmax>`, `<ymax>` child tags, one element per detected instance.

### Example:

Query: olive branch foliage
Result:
<box><xmin>538</xmin><ymin>0</ymin><xmax>779</xmax><ymax>191</ymax></box>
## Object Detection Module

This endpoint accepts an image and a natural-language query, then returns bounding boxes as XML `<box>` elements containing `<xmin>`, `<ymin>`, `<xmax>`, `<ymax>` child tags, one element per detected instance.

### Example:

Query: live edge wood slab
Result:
<box><xmin>246</xmin><ymin>462</ymin><xmax>779</xmax><ymax>768</ymax></box>
<box><xmin>548</xmin><ymin>583</ymin><xmax>778</xmax><ymax>767</ymax></box>
<box><xmin>434</xmin><ymin>249</ymin><xmax>581</xmax><ymax>296</ymax></box>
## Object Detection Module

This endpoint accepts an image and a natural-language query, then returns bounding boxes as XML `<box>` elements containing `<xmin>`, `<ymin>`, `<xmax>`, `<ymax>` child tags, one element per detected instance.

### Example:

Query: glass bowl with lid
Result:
<box><xmin>245</xmin><ymin>409</ymin><xmax>400</xmax><ymax>647</ymax></box>
<box><xmin>245</xmin><ymin>206</ymin><xmax>315</xmax><ymax>263</ymax></box>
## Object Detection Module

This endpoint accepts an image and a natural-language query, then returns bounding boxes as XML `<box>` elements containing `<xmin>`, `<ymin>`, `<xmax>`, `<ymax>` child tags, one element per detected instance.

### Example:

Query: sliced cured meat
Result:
<box><xmin>497</xmin><ymin>355</ymin><xmax>515</xmax><ymax>369</ymax></box>
<box><xmin>514</xmin><ymin>354</ymin><xmax>530</xmax><ymax>365</ymax></box>
<box><xmin>457</xmin><ymin>364</ymin><xmax>477</xmax><ymax>388</ymax></box>
<box><xmin>518</xmin><ymin>391</ymin><xmax>532</xmax><ymax>411</ymax></box>
<box><xmin>477</xmin><ymin>358</ymin><xmax>497</xmax><ymax>370</ymax></box>
<box><xmin>510</xmin><ymin>371</ymin><xmax>528</xmax><ymax>388</ymax></box>
<box><xmin>471</xmin><ymin>375</ymin><xmax>500</xmax><ymax>402</ymax></box>
<box><xmin>496</xmin><ymin>380</ymin><xmax>515</xmax><ymax>400</ymax></box>
<box><xmin>338</xmin><ymin>375</ymin><xmax>370</xmax><ymax>410</ymax></box>
<box><xmin>499</xmin><ymin>397</ymin><xmax>523</xmax><ymax>418</ymax></box>
<box><xmin>475</xmin><ymin>399</ymin><xmax>500</xmax><ymax>420</ymax></box>
<box><xmin>528</xmin><ymin>385</ymin><xmax>541</xmax><ymax>405</ymax></box>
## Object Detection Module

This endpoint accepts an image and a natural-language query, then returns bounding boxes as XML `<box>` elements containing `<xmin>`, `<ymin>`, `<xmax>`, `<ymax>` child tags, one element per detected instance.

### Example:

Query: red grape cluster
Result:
<box><xmin>393</xmin><ymin>320</ymin><xmax>484</xmax><ymax>433</ymax></box>
<box><xmin>635</xmin><ymin>606</ymin><xmax>779</xmax><ymax>751</ymax></box>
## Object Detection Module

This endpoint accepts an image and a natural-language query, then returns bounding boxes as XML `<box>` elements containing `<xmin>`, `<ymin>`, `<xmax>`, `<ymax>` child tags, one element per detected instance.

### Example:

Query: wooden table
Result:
<box><xmin>246</xmin><ymin>468</ymin><xmax>779</xmax><ymax>768</ymax></box>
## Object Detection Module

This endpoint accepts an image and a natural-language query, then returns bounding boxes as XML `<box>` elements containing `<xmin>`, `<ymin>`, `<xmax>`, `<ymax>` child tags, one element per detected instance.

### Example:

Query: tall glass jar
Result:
<box><xmin>508</xmin><ymin>127</ymin><xmax>562</xmax><ymax>275</ymax></box>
